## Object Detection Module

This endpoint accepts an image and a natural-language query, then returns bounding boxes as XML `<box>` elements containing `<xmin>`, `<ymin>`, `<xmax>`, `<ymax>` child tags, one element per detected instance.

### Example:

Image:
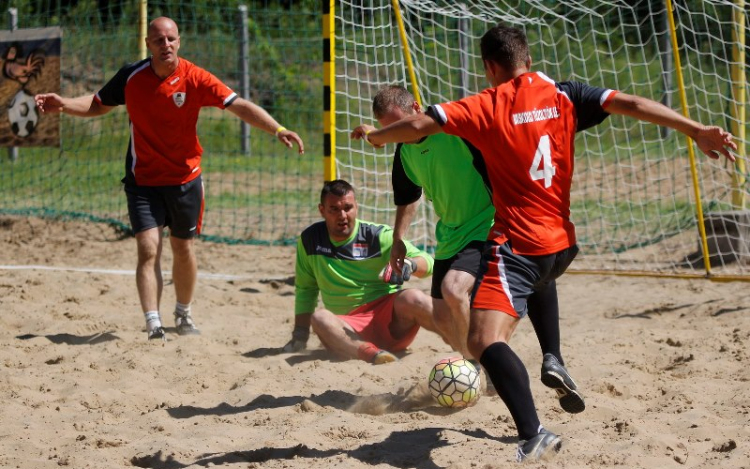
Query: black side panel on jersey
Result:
<box><xmin>97</xmin><ymin>58</ymin><xmax>150</xmax><ymax>107</ymax></box>
<box><xmin>462</xmin><ymin>138</ymin><xmax>493</xmax><ymax>197</ymax></box>
<box><xmin>556</xmin><ymin>81</ymin><xmax>612</xmax><ymax>132</ymax></box>
<box><xmin>392</xmin><ymin>143</ymin><xmax>423</xmax><ymax>206</ymax></box>
<box><xmin>300</xmin><ymin>221</ymin><xmax>384</xmax><ymax>260</ymax></box>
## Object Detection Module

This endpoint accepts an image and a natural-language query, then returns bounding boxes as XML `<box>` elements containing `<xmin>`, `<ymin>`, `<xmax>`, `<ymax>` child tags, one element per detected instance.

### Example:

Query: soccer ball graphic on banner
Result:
<box><xmin>8</xmin><ymin>90</ymin><xmax>39</xmax><ymax>138</ymax></box>
<box><xmin>428</xmin><ymin>357</ymin><xmax>480</xmax><ymax>408</ymax></box>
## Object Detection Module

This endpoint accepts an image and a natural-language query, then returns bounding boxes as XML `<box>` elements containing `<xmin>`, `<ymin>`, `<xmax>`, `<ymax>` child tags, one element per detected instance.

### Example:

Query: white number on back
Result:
<box><xmin>529</xmin><ymin>135</ymin><xmax>556</xmax><ymax>188</ymax></box>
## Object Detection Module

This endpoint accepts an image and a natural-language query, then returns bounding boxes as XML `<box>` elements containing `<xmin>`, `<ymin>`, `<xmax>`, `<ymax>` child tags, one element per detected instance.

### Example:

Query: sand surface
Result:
<box><xmin>1</xmin><ymin>216</ymin><xmax>748</xmax><ymax>468</ymax></box>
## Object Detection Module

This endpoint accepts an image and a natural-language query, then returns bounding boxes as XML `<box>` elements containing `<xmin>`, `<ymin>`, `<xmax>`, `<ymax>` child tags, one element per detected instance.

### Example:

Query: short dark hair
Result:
<box><xmin>480</xmin><ymin>25</ymin><xmax>529</xmax><ymax>72</ymax></box>
<box><xmin>372</xmin><ymin>85</ymin><xmax>415</xmax><ymax>119</ymax></box>
<box><xmin>320</xmin><ymin>179</ymin><xmax>354</xmax><ymax>204</ymax></box>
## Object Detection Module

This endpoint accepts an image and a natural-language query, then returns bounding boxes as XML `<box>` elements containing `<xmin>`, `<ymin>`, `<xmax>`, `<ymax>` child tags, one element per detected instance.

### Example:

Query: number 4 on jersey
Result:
<box><xmin>529</xmin><ymin>135</ymin><xmax>556</xmax><ymax>188</ymax></box>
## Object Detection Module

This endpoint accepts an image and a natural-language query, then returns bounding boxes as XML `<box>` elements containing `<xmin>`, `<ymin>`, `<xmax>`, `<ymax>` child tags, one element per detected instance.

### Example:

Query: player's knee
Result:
<box><xmin>395</xmin><ymin>288</ymin><xmax>432</xmax><ymax>313</ymax></box>
<box><xmin>310</xmin><ymin>308</ymin><xmax>334</xmax><ymax>333</ymax></box>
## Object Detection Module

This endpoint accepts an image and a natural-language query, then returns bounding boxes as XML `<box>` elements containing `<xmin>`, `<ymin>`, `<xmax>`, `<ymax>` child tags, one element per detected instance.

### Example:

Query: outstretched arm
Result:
<box><xmin>606</xmin><ymin>93</ymin><xmax>737</xmax><ymax>161</ymax></box>
<box><xmin>35</xmin><ymin>93</ymin><xmax>114</xmax><ymax>118</ymax></box>
<box><xmin>226</xmin><ymin>97</ymin><xmax>304</xmax><ymax>154</ymax></box>
<box><xmin>351</xmin><ymin>113</ymin><xmax>441</xmax><ymax>148</ymax></box>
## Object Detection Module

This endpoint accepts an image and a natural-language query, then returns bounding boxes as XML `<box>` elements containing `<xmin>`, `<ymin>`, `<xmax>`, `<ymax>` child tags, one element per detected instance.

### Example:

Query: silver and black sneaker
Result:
<box><xmin>516</xmin><ymin>428</ymin><xmax>562</xmax><ymax>462</ymax></box>
<box><xmin>174</xmin><ymin>312</ymin><xmax>200</xmax><ymax>336</ymax></box>
<box><xmin>147</xmin><ymin>326</ymin><xmax>167</xmax><ymax>341</ymax></box>
<box><xmin>541</xmin><ymin>353</ymin><xmax>585</xmax><ymax>414</ymax></box>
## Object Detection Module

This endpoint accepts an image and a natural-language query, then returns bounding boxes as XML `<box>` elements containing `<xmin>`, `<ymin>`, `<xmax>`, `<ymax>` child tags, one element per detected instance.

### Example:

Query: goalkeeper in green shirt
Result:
<box><xmin>285</xmin><ymin>179</ymin><xmax>447</xmax><ymax>364</ymax></box>
<box><xmin>360</xmin><ymin>85</ymin><xmax>495</xmax><ymax>359</ymax></box>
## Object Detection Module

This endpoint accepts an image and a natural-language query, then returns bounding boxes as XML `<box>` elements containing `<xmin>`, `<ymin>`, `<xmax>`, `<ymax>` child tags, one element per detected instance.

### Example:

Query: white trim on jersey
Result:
<box><xmin>126</xmin><ymin>61</ymin><xmax>151</xmax><ymax>83</ymax></box>
<box><xmin>223</xmin><ymin>92</ymin><xmax>238</xmax><ymax>107</ymax></box>
<box><xmin>433</xmin><ymin>104</ymin><xmax>448</xmax><ymax>125</ymax></box>
<box><xmin>600</xmin><ymin>89</ymin><xmax>616</xmax><ymax>107</ymax></box>
<box><xmin>129</xmin><ymin>121</ymin><xmax>137</xmax><ymax>177</ymax></box>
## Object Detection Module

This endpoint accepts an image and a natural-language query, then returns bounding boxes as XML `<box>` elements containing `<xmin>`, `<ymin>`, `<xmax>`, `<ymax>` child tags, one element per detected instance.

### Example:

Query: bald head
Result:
<box><xmin>146</xmin><ymin>16</ymin><xmax>181</xmax><ymax>77</ymax></box>
<box><xmin>148</xmin><ymin>17</ymin><xmax>179</xmax><ymax>37</ymax></box>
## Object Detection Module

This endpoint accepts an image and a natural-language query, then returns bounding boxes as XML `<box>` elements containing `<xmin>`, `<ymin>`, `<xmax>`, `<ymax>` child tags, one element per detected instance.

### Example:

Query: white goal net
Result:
<box><xmin>333</xmin><ymin>0</ymin><xmax>748</xmax><ymax>277</ymax></box>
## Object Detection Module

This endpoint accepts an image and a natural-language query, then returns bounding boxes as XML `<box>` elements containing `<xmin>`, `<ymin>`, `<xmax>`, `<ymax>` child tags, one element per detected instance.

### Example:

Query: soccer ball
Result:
<box><xmin>428</xmin><ymin>357</ymin><xmax>480</xmax><ymax>408</ymax></box>
<box><xmin>8</xmin><ymin>90</ymin><xmax>39</xmax><ymax>138</ymax></box>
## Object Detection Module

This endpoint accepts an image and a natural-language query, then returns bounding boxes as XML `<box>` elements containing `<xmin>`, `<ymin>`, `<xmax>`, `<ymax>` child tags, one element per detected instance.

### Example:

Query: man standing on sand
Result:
<box><xmin>35</xmin><ymin>17</ymin><xmax>304</xmax><ymax>341</ymax></box>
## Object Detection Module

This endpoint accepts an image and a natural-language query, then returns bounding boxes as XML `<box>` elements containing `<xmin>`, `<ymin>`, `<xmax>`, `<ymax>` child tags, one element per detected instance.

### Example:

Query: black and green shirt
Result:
<box><xmin>294</xmin><ymin>219</ymin><xmax>434</xmax><ymax>315</ymax></box>
<box><xmin>393</xmin><ymin>133</ymin><xmax>494</xmax><ymax>259</ymax></box>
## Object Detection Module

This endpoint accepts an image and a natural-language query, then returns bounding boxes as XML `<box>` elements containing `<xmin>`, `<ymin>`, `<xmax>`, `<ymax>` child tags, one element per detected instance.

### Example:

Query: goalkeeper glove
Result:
<box><xmin>282</xmin><ymin>325</ymin><xmax>309</xmax><ymax>352</ymax></box>
<box><xmin>379</xmin><ymin>258</ymin><xmax>417</xmax><ymax>285</ymax></box>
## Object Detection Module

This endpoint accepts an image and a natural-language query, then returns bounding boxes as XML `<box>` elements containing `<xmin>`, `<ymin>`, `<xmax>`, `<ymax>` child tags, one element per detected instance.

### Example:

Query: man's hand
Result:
<box><xmin>379</xmin><ymin>258</ymin><xmax>417</xmax><ymax>285</ymax></box>
<box><xmin>351</xmin><ymin>124</ymin><xmax>384</xmax><ymax>148</ymax></box>
<box><xmin>694</xmin><ymin>126</ymin><xmax>737</xmax><ymax>162</ymax></box>
<box><xmin>277</xmin><ymin>128</ymin><xmax>305</xmax><ymax>154</ymax></box>
<box><xmin>282</xmin><ymin>325</ymin><xmax>309</xmax><ymax>352</ymax></box>
<box><xmin>34</xmin><ymin>93</ymin><xmax>65</xmax><ymax>114</ymax></box>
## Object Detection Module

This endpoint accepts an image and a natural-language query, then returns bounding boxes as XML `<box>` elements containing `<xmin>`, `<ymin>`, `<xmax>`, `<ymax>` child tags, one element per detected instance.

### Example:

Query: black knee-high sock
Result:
<box><xmin>480</xmin><ymin>342</ymin><xmax>540</xmax><ymax>440</ymax></box>
<box><xmin>526</xmin><ymin>280</ymin><xmax>563</xmax><ymax>364</ymax></box>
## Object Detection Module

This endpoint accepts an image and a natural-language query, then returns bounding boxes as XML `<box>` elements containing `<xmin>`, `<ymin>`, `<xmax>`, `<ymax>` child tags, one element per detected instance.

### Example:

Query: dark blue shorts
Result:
<box><xmin>124</xmin><ymin>175</ymin><xmax>204</xmax><ymax>239</ymax></box>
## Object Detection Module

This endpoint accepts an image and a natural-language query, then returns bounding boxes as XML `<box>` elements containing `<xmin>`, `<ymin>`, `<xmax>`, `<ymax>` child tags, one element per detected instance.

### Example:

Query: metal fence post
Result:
<box><xmin>238</xmin><ymin>5</ymin><xmax>250</xmax><ymax>155</ymax></box>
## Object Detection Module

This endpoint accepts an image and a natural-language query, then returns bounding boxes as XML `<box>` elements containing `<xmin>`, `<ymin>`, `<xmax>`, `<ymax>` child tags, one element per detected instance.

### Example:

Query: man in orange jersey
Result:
<box><xmin>352</xmin><ymin>24</ymin><xmax>736</xmax><ymax>462</ymax></box>
<box><xmin>35</xmin><ymin>17</ymin><xmax>304</xmax><ymax>341</ymax></box>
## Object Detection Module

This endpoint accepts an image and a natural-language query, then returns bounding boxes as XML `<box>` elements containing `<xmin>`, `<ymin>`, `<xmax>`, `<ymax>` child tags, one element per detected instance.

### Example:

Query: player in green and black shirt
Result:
<box><xmin>284</xmin><ymin>179</ymin><xmax>445</xmax><ymax>364</ymax></box>
<box><xmin>364</xmin><ymin>85</ymin><xmax>494</xmax><ymax>359</ymax></box>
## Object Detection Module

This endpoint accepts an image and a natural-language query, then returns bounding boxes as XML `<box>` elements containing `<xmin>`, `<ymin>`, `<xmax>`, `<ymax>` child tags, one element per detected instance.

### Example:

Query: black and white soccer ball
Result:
<box><xmin>8</xmin><ymin>90</ymin><xmax>39</xmax><ymax>138</ymax></box>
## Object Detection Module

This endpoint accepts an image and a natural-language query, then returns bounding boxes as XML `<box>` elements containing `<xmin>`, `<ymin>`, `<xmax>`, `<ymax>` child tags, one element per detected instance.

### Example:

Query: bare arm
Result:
<box><xmin>35</xmin><ymin>93</ymin><xmax>114</xmax><ymax>118</ymax></box>
<box><xmin>407</xmin><ymin>254</ymin><xmax>430</xmax><ymax>279</ymax></box>
<box><xmin>226</xmin><ymin>97</ymin><xmax>304</xmax><ymax>154</ymax></box>
<box><xmin>390</xmin><ymin>202</ymin><xmax>419</xmax><ymax>275</ymax></box>
<box><xmin>351</xmin><ymin>113</ymin><xmax>441</xmax><ymax>148</ymax></box>
<box><xmin>606</xmin><ymin>92</ymin><xmax>737</xmax><ymax>161</ymax></box>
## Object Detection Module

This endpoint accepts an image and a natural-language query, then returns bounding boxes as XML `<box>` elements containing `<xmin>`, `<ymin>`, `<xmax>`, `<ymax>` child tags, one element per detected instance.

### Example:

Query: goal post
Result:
<box><xmin>331</xmin><ymin>0</ymin><xmax>750</xmax><ymax>279</ymax></box>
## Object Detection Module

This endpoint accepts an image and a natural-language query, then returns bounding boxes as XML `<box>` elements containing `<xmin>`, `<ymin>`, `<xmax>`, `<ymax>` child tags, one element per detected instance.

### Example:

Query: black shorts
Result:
<box><xmin>430</xmin><ymin>240</ymin><xmax>485</xmax><ymax>298</ymax></box>
<box><xmin>124</xmin><ymin>175</ymin><xmax>204</xmax><ymax>239</ymax></box>
<box><xmin>472</xmin><ymin>240</ymin><xmax>579</xmax><ymax>317</ymax></box>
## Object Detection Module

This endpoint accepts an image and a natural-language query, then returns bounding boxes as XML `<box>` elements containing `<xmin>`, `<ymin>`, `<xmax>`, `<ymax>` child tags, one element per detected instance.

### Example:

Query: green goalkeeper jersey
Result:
<box><xmin>393</xmin><ymin>133</ymin><xmax>494</xmax><ymax>259</ymax></box>
<box><xmin>294</xmin><ymin>219</ymin><xmax>434</xmax><ymax>315</ymax></box>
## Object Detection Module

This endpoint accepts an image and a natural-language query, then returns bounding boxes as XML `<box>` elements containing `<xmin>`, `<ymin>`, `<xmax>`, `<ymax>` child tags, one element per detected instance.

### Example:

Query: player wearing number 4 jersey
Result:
<box><xmin>352</xmin><ymin>24</ymin><xmax>736</xmax><ymax>463</ymax></box>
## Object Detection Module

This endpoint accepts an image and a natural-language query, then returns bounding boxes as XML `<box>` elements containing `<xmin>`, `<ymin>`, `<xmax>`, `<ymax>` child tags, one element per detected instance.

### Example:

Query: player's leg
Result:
<box><xmin>310</xmin><ymin>306</ymin><xmax>395</xmax><ymax>363</ymax></box>
<box><xmin>126</xmin><ymin>183</ymin><xmax>167</xmax><ymax>340</ymax></box>
<box><xmin>391</xmin><ymin>288</ymin><xmax>437</xmax><ymax>336</ymax></box>
<box><xmin>525</xmin><ymin>244</ymin><xmax>577</xmax><ymax>363</ymax></box>
<box><xmin>164</xmin><ymin>177</ymin><xmax>203</xmax><ymax>335</ymax></box>
<box><xmin>527</xmin><ymin>245</ymin><xmax>584</xmax><ymax>413</ymax></box>
<box><xmin>437</xmin><ymin>241</ymin><xmax>484</xmax><ymax>359</ymax></box>
<box><xmin>135</xmin><ymin>227</ymin><xmax>164</xmax><ymax>323</ymax></box>
<box><xmin>429</xmin><ymin>259</ymin><xmax>466</xmax><ymax>354</ymax></box>
<box><xmin>469</xmin><ymin>241</ymin><xmax>561</xmax><ymax>462</ymax></box>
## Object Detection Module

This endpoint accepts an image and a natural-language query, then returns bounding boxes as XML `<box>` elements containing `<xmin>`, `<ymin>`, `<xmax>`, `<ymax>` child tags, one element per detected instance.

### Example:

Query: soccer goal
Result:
<box><xmin>329</xmin><ymin>0</ymin><xmax>748</xmax><ymax>279</ymax></box>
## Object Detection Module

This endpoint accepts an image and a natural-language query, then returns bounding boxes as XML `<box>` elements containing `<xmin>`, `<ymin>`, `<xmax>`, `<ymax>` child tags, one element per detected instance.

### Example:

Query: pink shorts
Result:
<box><xmin>340</xmin><ymin>293</ymin><xmax>419</xmax><ymax>352</ymax></box>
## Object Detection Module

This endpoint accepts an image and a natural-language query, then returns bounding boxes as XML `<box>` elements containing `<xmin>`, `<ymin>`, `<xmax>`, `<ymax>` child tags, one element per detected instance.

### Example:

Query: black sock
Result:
<box><xmin>527</xmin><ymin>280</ymin><xmax>563</xmax><ymax>365</ymax></box>
<box><xmin>480</xmin><ymin>342</ymin><xmax>540</xmax><ymax>440</ymax></box>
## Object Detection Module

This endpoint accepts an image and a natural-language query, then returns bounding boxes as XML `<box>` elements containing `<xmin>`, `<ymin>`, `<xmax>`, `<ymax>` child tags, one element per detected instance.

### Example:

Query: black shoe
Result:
<box><xmin>541</xmin><ymin>353</ymin><xmax>585</xmax><ymax>414</ymax></box>
<box><xmin>517</xmin><ymin>428</ymin><xmax>562</xmax><ymax>462</ymax></box>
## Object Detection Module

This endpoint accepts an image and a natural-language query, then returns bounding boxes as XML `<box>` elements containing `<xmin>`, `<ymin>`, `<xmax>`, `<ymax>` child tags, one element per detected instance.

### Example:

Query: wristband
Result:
<box><xmin>364</xmin><ymin>130</ymin><xmax>373</xmax><ymax>145</ymax></box>
<box><xmin>275</xmin><ymin>126</ymin><xmax>287</xmax><ymax>137</ymax></box>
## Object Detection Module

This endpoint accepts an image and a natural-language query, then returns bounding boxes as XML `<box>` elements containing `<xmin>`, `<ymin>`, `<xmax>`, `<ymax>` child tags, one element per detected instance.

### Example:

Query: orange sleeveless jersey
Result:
<box><xmin>431</xmin><ymin>72</ymin><xmax>617</xmax><ymax>255</ymax></box>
